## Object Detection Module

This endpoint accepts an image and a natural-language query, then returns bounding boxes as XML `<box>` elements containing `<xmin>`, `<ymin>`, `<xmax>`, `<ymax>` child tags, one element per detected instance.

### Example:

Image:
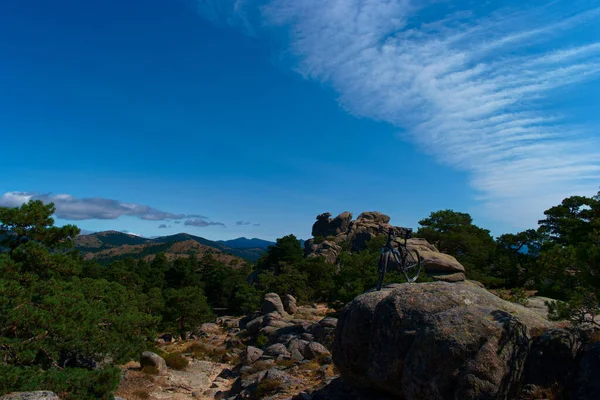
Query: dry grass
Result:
<box><xmin>589</xmin><ymin>329</ymin><xmax>600</xmax><ymax>343</ymax></box>
<box><xmin>164</xmin><ymin>353</ymin><xmax>189</xmax><ymax>370</ymax></box>
<box><xmin>255</xmin><ymin>378</ymin><xmax>282</xmax><ymax>398</ymax></box>
<box><xmin>141</xmin><ymin>365</ymin><xmax>159</xmax><ymax>375</ymax></box>
<box><xmin>299</xmin><ymin>360</ymin><xmax>320</xmax><ymax>372</ymax></box>
<box><xmin>528</xmin><ymin>383</ymin><xmax>562</xmax><ymax>400</ymax></box>
<box><xmin>132</xmin><ymin>390</ymin><xmax>150</xmax><ymax>399</ymax></box>
<box><xmin>275</xmin><ymin>358</ymin><xmax>296</xmax><ymax>369</ymax></box>
<box><xmin>185</xmin><ymin>342</ymin><xmax>228</xmax><ymax>362</ymax></box>
<box><xmin>115</xmin><ymin>369</ymin><xmax>168</xmax><ymax>400</ymax></box>
<box><xmin>241</xmin><ymin>360</ymin><xmax>276</xmax><ymax>378</ymax></box>
<box><xmin>529</xmin><ymin>326</ymin><xmax>548</xmax><ymax>339</ymax></box>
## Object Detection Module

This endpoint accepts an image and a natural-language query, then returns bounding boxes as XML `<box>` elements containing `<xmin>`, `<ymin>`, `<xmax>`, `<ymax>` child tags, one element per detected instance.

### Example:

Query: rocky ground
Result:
<box><xmin>4</xmin><ymin>285</ymin><xmax>599</xmax><ymax>400</ymax></box>
<box><xmin>114</xmin><ymin>294</ymin><xmax>340</xmax><ymax>400</ymax></box>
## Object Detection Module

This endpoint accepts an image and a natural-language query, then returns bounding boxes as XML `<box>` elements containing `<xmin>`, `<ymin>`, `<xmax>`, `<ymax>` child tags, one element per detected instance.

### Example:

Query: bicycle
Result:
<box><xmin>376</xmin><ymin>227</ymin><xmax>422</xmax><ymax>290</ymax></box>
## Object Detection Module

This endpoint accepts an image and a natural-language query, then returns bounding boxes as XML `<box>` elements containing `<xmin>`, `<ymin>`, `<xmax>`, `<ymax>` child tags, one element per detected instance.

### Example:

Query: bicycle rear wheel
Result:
<box><xmin>376</xmin><ymin>251</ymin><xmax>390</xmax><ymax>290</ymax></box>
<box><xmin>400</xmin><ymin>248</ymin><xmax>421</xmax><ymax>283</ymax></box>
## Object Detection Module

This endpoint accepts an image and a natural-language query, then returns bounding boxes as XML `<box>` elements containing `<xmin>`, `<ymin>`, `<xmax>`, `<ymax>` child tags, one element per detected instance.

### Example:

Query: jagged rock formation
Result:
<box><xmin>332</xmin><ymin>282</ymin><xmax>599</xmax><ymax>400</ymax></box>
<box><xmin>305</xmin><ymin>211</ymin><xmax>466</xmax><ymax>282</ymax></box>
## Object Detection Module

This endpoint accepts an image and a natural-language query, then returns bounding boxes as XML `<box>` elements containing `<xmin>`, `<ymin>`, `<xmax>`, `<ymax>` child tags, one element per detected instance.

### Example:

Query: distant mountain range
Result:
<box><xmin>216</xmin><ymin>237</ymin><xmax>275</xmax><ymax>249</ymax></box>
<box><xmin>75</xmin><ymin>231</ymin><xmax>277</xmax><ymax>265</ymax></box>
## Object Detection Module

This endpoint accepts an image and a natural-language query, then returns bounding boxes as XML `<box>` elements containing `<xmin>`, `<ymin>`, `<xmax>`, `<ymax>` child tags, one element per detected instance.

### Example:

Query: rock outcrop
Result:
<box><xmin>305</xmin><ymin>211</ymin><xmax>466</xmax><ymax>281</ymax></box>
<box><xmin>223</xmin><ymin>293</ymin><xmax>338</xmax><ymax>398</ymax></box>
<box><xmin>261</xmin><ymin>292</ymin><xmax>287</xmax><ymax>316</ymax></box>
<box><xmin>573</xmin><ymin>342</ymin><xmax>600</xmax><ymax>400</ymax></box>
<box><xmin>283</xmin><ymin>294</ymin><xmax>298</xmax><ymax>314</ymax></box>
<box><xmin>140</xmin><ymin>351</ymin><xmax>168</xmax><ymax>375</ymax></box>
<box><xmin>333</xmin><ymin>282</ymin><xmax>554</xmax><ymax>399</ymax></box>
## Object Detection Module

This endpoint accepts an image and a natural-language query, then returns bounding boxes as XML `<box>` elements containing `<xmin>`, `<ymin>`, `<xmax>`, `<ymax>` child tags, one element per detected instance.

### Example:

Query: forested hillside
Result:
<box><xmin>76</xmin><ymin>232</ymin><xmax>273</xmax><ymax>264</ymax></box>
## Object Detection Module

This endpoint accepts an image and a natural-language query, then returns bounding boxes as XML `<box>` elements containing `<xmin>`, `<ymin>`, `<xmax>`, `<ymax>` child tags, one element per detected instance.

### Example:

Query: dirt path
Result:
<box><xmin>116</xmin><ymin>357</ymin><xmax>234</xmax><ymax>400</ymax></box>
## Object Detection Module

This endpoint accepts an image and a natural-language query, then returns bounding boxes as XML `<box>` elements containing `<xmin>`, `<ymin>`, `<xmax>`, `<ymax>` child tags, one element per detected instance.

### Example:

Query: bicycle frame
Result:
<box><xmin>376</xmin><ymin>228</ymin><xmax>421</xmax><ymax>289</ymax></box>
<box><xmin>380</xmin><ymin>230</ymin><xmax>409</xmax><ymax>270</ymax></box>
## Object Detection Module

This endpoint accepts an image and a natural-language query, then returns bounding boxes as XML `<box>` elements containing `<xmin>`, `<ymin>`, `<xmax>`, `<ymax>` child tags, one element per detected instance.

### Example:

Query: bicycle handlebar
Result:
<box><xmin>379</xmin><ymin>226</ymin><xmax>412</xmax><ymax>239</ymax></box>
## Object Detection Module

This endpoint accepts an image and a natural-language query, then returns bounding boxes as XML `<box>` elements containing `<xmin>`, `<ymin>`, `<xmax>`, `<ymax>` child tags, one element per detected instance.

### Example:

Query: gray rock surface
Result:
<box><xmin>140</xmin><ymin>351</ymin><xmax>168</xmax><ymax>375</ymax></box>
<box><xmin>306</xmin><ymin>240</ymin><xmax>342</xmax><ymax>264</ymax></box>
<box><xmin>197</xmin><ymin>322</ymin><xmax>220</xmax><ymax>335</ymax></box>
<box><xmin>240</xmin><ymin>346</ymin><xmax>263</xmax><ymax>365</ymax></box>
<box><xmin>283</xmin><ymin>294</ymin><xmax>298</xmax><ymax>314</ymax></box>
<box><xmin>309</xmin><ymin>317</ymin><xmax>338</xmax><ymax>350</ymax></box>
<box><xmin>523</xmin><ymin>328</ymin><xmax>582</xmax><ymax>391</ymax></box>
<box><xmin>303</xmin><ymin>341</ymin><xmax>330</xmax><ymax>360</ymax></box>
<box><xmin>572</xmin><ymin>342</ymin><xmax>600</xmax><ymax>400</ymax></box>
<box><xmin>264</xmin><ymin>343</ymin><xmax>291</xmax><ymax>358</ymax></box>
<box><xmin>524</xmin><ymin>296</ymin><xmax>556</xmax><ymax>319</ymax></box>
<box><xmin>333</xmin><ymin>282</ymin><xmax>552</xmax><ymax>399</ymax></box>
<box><xmin>261</xmin><ymin>293</ymin><xmax>286</xmax><ymax>316</ymax></box>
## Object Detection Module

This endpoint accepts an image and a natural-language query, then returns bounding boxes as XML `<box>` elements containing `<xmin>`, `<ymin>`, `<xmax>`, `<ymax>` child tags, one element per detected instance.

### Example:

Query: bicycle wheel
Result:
<box><xmin>399</xmin><ymin>248</ymin><xmax>421</xmax><ymax>283</ymax></box>
<box><xmin>376</xmin><ymin>251</ymin><xmax>390</xmax><ymax>290</ymax></box>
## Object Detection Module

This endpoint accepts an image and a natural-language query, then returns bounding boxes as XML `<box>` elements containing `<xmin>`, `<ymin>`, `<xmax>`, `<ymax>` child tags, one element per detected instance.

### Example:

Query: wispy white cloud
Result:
<box><xmin>197</xmin><ymin>0</ymin><xmax>600</xmax><ymax>228</ymax></box>
<box><xmin>0</xmin><ymin>191</ymin><xmax>207</xmax><ymax>221</ymax></box>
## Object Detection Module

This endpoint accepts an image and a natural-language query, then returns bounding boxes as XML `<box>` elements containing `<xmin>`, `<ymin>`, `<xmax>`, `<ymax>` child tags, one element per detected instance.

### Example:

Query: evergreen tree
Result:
<box><xmin>0</xmin><ymin>201</ymin><xmax>156</xmax><ymax>398</ymax></box>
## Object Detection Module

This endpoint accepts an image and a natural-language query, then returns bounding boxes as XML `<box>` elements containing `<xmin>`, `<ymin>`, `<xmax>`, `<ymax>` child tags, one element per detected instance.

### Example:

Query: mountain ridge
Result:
<box><xmin>76</xmin><ymin>231</ymin><xmax>270</xmax><ymax>264</ymax></box>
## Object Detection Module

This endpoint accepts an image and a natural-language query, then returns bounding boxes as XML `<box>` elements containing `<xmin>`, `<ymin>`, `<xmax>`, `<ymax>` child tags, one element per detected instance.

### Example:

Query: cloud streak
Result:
<box><xmin>185</xmin><ymin>219</ymin><xmax>226</xmax><ymax>227</ymax></box>
<box><xmin>0</xmin><ymin>192</ymin><xmax>207</xmax><ymax>222</ymax></box>
<box><xmin>197</xmin><ymin>0</ymin><xmax>600</xmax><ymax>228</ymax></box>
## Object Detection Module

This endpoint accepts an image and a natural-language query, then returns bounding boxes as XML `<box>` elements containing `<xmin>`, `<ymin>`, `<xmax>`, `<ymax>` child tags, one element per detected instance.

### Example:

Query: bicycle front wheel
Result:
<box><xmin>376</xmin><ymin>251</ymin><xmax>390</xmax><ymax>290</ymax></box>
<box><xmin>400</xmin><ymin>248</ymin><xmax>421</xmax><ymax>283</ymax></box>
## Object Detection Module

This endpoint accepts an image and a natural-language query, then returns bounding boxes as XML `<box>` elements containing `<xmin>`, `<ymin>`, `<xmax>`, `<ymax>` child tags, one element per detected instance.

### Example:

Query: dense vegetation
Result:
<box><xmin>1</xmin><ymin>191</ymin><xmax>598</xmax><ymax>398</ymax></box>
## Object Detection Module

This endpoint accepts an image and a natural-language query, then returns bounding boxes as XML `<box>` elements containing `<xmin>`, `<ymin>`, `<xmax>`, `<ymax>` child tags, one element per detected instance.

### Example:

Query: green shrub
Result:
<box><xmin>0</xmin><ymin>365</ymin><xmax>121</xmax><ymax>400</ymax></box>
<box><xmin>255</xmin><ymin>333</ymin><xmax>269</xmax><ymax>348</ymax></box>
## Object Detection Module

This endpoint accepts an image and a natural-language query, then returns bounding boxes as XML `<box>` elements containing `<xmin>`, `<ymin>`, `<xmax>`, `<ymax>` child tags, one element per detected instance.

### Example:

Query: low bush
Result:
<box><xmin>255</xmin><ymin>378</ymin><xmax>282</xmax><ymax>398</ymax></box>
<box><xmin>164</xmin><ymin>353</ymin><xmax>189</xmax><ymax>370</ymax></box>
<box><xmin>0</xmin><ymin>365</ymin><xmax>121</xmax><ymax>400</ymax></box>
<box><xmin>255</xmin><ymin>333</ymin><xmax>269</xmax><ymax>348</ymax></box>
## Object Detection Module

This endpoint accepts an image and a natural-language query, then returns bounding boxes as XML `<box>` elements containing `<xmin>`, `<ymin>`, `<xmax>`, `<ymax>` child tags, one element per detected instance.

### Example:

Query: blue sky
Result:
<box><xmin>1</xmin><ymin>0</ymin><xmax>599</xmax><ymax>241</ymax></box>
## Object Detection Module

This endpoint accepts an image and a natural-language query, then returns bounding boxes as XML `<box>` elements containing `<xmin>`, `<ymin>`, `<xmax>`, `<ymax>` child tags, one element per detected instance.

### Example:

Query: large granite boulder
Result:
<box><xmin>333</xmin><ymin>282</ymin><xmax>552</xmax><ymax>399</ymax></box>
<box><xmin>573</xmin><ymin>342</ymin><xmax>600</xmax><ymax>400</ymax></box>
<box><xmin>309</xmin><ymin>317</ymin><xmax>338</xmax><ymax>350</ymax></box>
<box><xmin>355</xmin><ymin>211</ymin><xmax>391</xmax><ymax>224</ymax></box>
<box><xmin>306</xmin><ymin>240</ymin><xmax>342</xmax><ymax>264</ymax></box>
<box><xmin>522</xmin><ymin>329</ymin><xmax>582</xmax><ymax>394</ymax></box>
<box><xmin>261</xmin><ymin>293</ymin><xmax>286</xmax><ymax>316</ymax></box>
<box><xmin>312</xmin><ymin>212</ymin><xmax>353</xmax><ymax>238</ymax></box>
<box><xmin>523</xmin><ymin>296</ymin><xmax>556</xmax><ymax>319</ymax></box>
